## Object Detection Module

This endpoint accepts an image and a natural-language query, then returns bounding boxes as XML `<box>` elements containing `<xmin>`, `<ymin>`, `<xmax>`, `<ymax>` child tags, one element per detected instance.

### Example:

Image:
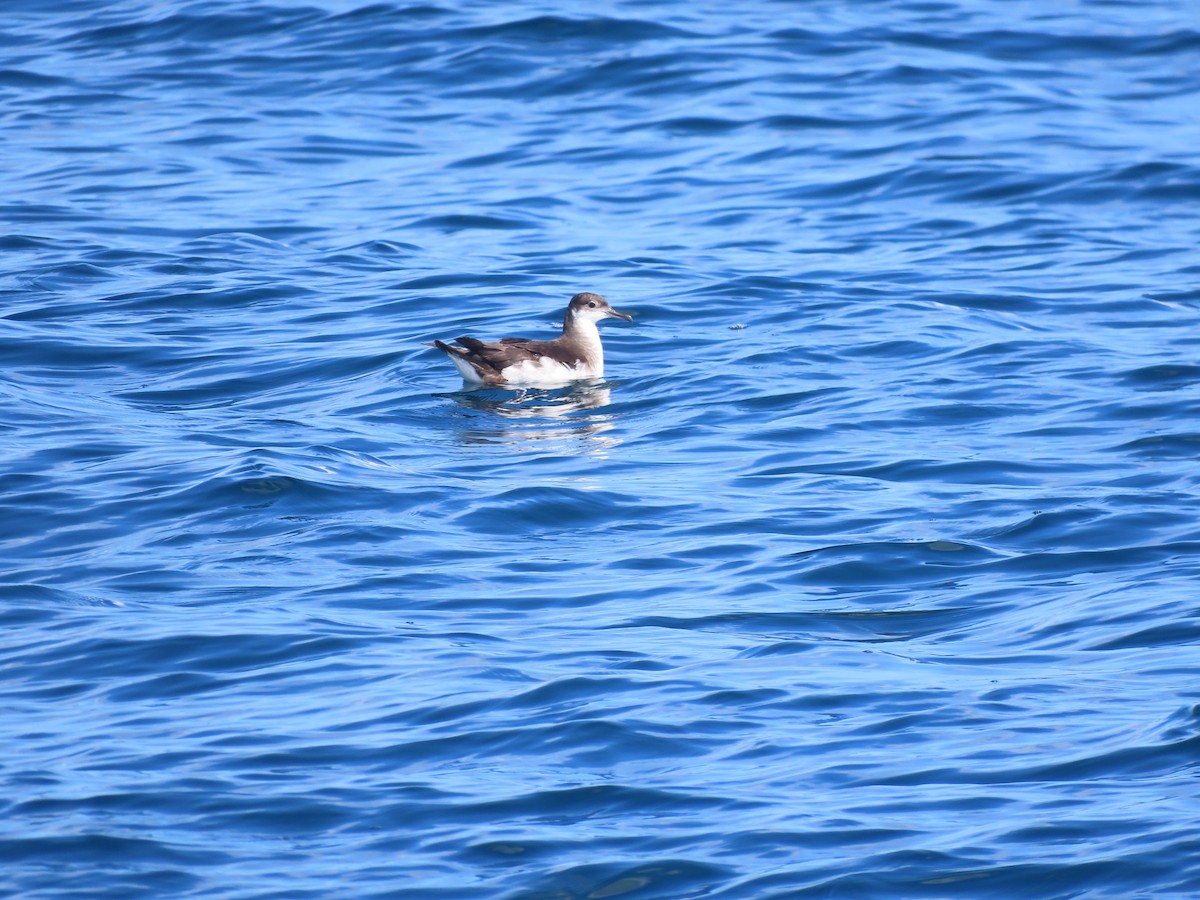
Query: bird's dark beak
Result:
<box><xmin>607</xmin><ymin>308</ymin><xmax>633</xmax><ymax>322</ymax></box>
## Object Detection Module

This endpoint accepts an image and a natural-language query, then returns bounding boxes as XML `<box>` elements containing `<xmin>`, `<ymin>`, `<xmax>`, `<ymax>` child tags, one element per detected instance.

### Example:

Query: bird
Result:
<box><xmin>429</xmin><ymin>292</ymin><xmax>633</xmax><ymax>387</ymax></box>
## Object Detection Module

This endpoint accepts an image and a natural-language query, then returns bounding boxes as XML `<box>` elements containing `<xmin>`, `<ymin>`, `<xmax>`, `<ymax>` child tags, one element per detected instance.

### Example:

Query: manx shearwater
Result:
<box><xmin>430</xmin><ymin>292</ymin><xmax>633</xmax><ymax>387</ymax></box>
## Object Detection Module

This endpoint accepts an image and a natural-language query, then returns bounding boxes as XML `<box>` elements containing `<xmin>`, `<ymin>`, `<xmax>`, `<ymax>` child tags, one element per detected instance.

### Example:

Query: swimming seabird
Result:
<box><xmin>429</xmin><ymin>292</ymin><xmax>633</xmax><ymax>387</ymax></box>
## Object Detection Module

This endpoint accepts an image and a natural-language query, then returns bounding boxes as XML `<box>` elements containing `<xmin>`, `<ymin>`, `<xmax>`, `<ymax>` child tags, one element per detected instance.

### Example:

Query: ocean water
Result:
<box><xmin>3</xmin><ymin>1</ymin><xmax>1200</xmax><ymax>897</ymax></box>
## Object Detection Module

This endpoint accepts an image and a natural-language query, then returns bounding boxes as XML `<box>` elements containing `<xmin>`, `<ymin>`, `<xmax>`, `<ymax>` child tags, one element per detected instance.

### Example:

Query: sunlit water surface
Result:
<box><xmin>3</xmin><ymin>1</ymin><xmax>1200</xmax><ymax>897</ymax></box>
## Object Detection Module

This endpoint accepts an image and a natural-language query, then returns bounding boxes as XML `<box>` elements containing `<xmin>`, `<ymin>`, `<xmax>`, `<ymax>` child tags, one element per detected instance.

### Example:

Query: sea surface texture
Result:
<box><xmin>3</xmin><ymin>1</ymin><xmax>1200</xmax><ymax>897</ymax></box>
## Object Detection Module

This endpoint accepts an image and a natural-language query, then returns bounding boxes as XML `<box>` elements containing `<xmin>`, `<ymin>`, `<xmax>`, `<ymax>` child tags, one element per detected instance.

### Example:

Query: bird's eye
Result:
<box><xmin>588</xmin><ymin>301</ymin><xmax>597</xmax><ymax>308</ymax></box>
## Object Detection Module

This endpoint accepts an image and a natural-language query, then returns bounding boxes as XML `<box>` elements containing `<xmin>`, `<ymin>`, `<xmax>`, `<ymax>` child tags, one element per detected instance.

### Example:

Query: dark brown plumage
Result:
<box><xmin>429</xmin><ymin>292</ymin><xmax>632</xmax><ymax>387</ymax></box>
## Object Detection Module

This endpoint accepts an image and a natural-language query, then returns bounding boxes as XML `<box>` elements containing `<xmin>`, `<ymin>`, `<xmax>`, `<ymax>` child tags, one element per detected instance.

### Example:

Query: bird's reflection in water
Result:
<box><xmin>448</xmin><ymin>381</ymin><xmax>619</xmax><ymax>452</ymax></box>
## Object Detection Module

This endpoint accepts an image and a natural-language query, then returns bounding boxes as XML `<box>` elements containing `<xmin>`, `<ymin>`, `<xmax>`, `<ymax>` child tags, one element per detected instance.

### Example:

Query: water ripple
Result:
<box><xmin>3</xmin><ymin>0</ymin><xmax>1200</xmax><ymax>897</ymax></box>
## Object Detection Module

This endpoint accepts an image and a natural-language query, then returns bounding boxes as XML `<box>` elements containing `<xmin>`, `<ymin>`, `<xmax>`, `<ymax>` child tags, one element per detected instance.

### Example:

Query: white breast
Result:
<box><xmin>501</xmin><ymin>355</ymin><xmax>601</xmax><ymax>386</ymax></box>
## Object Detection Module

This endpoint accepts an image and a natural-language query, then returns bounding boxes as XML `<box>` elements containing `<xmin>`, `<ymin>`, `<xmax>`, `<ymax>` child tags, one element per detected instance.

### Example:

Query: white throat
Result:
<box><xmin>565</xmin><ymin>312</ymin><xmax>605</xmax><ymax>372</ymax></box>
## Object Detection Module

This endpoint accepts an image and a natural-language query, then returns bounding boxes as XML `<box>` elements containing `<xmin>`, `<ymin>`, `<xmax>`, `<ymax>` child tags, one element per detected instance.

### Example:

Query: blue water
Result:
<box><xmin>3</xmin><ymin>1</ymin><xmax>1200</xmax><ymax>897</ymax></box>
